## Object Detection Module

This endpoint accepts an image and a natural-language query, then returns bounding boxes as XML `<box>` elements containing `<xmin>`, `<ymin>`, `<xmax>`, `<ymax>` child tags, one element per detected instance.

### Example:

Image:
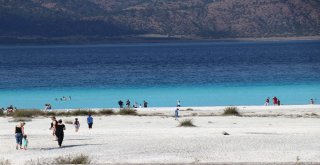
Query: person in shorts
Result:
<box><xmin>87</xmin><ymin>114</ymin><xmax>93</xmax><ymax>129</ymax></box>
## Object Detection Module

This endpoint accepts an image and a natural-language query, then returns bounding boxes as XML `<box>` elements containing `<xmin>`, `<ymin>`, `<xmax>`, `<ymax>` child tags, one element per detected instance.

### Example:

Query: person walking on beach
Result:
<box><xmin>118</xmin><ymin>100</ymin><xmax>123</xmax><ymax>108</ymax></box>
<box><xmin>273</xmin><ymin>97</ymin><xmax>278</xmax><ymax>106</ymax></box>
<box><xmin>74</xmin><ymin>118</ymin><xmax>80</xmax><ymax>132</ymax></box>
<box><xmin>126</xmin><ymin>99</ymin><xmax>131</xmax><ymax>108</ymax></box>
<box><xmin>87</xmin><ymin>114</ymin><xmax>93</xmax><ymax>130</ymax></box>
<box><xmin>133</xmin><ymin>101</ymin><xmax>138</xmax><ymax>108</ymax></box>
<box><xmin>278</xmin><ymin>99</ymin><xmax>281</xmax><ymax>106</ymax></box>
<box><xmin>50</xmin><ymin>117</ymin><xmax>58</xmax><ymax>140</ymax></box>
<box><xmin>177</xmin><ymin>100</ymin><xmax>181</xmax><ymax>107</ymax></box>
<box><xmin>55</xmin><ymin>119</ymin><xmax>66</xmax><ymax>148</ymax></box>
<box><xmin>175</xmin><ymin>108</ymin><xmax>179</xmax><ymax>120</ymax></box>
<box><xmin>265</xmin><ymin>97</ymin><xmax>270</xmax><ymax>106</ymax></box>
<box><xmin>143</xmin><ymin>100</ymin><xmax>148</xmax><ymax>108</ymax></box>
<box><xmin>310</xmin><ymin>99</ymin><xmax>315</xmax><ymax>104</ymax></box>
<box><xmin>22</xmin><ymin>134</ymin><xmax>28</xmax><ymax>150</ymax></box>
<box><xmin>14</xmin><ymin>121</ymin><xmax>25</xmax><ymax>150</ymax></box>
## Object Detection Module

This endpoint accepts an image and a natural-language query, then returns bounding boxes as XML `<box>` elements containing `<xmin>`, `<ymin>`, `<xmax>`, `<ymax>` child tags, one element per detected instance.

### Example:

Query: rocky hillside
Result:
<box><xmin>0</xmin><ymin>0</ymin><xmax>319</xmax><ymax>42</ymax></box>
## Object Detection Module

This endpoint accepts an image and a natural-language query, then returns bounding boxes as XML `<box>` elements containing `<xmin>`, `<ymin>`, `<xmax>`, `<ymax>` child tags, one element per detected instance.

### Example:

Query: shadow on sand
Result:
<box><xmin>38</xmin><ymin>143</ymin><xmax>102</xmax><ymax>151</ymax></box>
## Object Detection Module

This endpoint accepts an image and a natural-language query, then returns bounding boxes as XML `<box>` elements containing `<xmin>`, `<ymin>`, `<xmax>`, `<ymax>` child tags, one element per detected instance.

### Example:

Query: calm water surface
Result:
<box><xmin>0</xmin><ymin>41</ymin><xmax>319</xmax><ymax>108</ymax></box>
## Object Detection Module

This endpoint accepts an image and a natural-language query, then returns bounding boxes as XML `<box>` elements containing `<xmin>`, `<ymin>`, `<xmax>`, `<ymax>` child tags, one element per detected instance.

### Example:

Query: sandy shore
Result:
<box><xmin>0</xmin><ymin>105</ymin><xmax>319</xmax><ymax>164</ymax></box>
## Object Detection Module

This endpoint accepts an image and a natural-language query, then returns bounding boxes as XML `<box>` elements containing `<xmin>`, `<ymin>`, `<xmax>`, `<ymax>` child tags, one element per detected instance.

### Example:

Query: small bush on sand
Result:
<box><xmin>12</xmin><ymin>110</ymin><xmax>45</xmax><ymax>118</ymax></box>
<box><xmin>64</xmin><ymin>120</ymin><xmax>73</xmax><ymax>124</ymax></box>
<box><xmin>0</xmin><ymin>158</ymin><xmax>11</xmax><ymax>165</ymax></box>
<box><xmin>178</xmin><ymin>119</ymin><xmax>196</xmax><ymax>127</ymax></box>
<box><xmin>25</xmin><ymin>154</ymin><xmax>91</xmax><ymax>165</ymax></box>
<box><xmin>55</xmin><ymin>154</ymin><xmax>91</xmax><ymax>164</ymax></box>
<box><xmin>0</xmin><ymin>109</ymin><xmax>4</xmax><ymax>116</ymax></box>
<box><xmin>99</xmin><ymin>109</ymin><xmax>114</xmax><ymax>115</ymax></box>
<box><xmin>55</xmin><ymin>111</ymin><xmax>71</xmax><ymax>116</ymax></box>
<box><xmin>118</xmin><ymin>108</ymin><xmax>137</xmax><ymax>115</ymax></box>
<box><xmin>223</xmin><ymin>107</ymin><xmax>240</xmax><ymax>116</ymax></box>
<box><xmin>8</xmin><ymin>117</ymin><xmax>32</xmax><ymax>122</ymax></box>
<box><xmin>70</xmin><ymin>110</ymin><xmax>97</xmax><ymax>116</ymax></box>
<box><xmin>45</xmin><ymin>111</ymin><xmax>56</xmax><ymax>116</ymax></box>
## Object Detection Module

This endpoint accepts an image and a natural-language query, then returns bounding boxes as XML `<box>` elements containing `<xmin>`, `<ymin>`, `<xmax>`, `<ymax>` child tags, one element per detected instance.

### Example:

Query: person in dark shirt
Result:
<box><xmin>55</xmin><ymin>119</ymin><xmax>66</xmax><ymax>147</ymax></box>
<box><xmin>126</xmin><ymin>99</ymin><xmax>131</xmax><ymax>108</ymax></box>
<box><xmin>15</xmin><ymin>121</ymin><xmax>25</xmax><ymax>150</ymax></box>
<box><xmin>118</xmin><ymin>100</ymin><xmax>123</xmax><ymax>108</ymax></box>
<box><xmin>143</xmin><ymin>100</ymin><xmax>148</xmax><ymax>108</ymax></box>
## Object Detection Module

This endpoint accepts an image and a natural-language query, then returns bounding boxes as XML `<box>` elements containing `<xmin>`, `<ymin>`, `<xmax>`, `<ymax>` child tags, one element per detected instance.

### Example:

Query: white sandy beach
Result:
<box><xmin>1</xmin><ymin>105</ymin><xmax>320</xmax><ymax>164</ymax></box>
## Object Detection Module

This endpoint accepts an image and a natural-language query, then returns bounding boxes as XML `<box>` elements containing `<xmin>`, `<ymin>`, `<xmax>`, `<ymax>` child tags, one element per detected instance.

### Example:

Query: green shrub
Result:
<box><xmin>0</xmin><ymin>109</ymin><xmax>4</xmax><ymax>116</ymax></box>
<box><xmin>25</xmin><ymin>154</ymin><xmax>90</xmax><ymax>165</ymax></box>
<box><xmin>55</xmin><ymin>154</ymin><xmax>91</xmax><ymax>164</ymax></box>
<box><xmin>64</xmin><ymin>120</ymin><xmax>73</xmax><ymax>124</ymax></box>
<box><xmin>12</xmin><ymin>110</ymin><xmax>45</xmax><ymax>118</ymax></box>
<box><xmin>178</xmin><ymin>119</ymin><xmax>196</xmax><ymax>127</ymax></box>
<box><xmin>223</xmin><ymin>107</ymin><xmax>240</xmax><ymax>116</ymax></box>
<box><xmin>45</xmin><ymin>111</ymin><xmax>56</xmax><ymax>116</ymax></box>
<box><xmin>0</xmin><ymin>158</ymin><xmax>11</xmax><ymax>165</ymax></box>
<box><xmin>55</xmin><ymin>111</ymin><xmax>71</xmax><ymax>116</ymax></box>
<box><xmin>70</xmin><ymin>110</ymin><xmax>97</xmax><ymax>116</ymax></box>
<box><xmin>99</xmin><ymin>109</ymin><xmax>114</xmax><ymax>115</ymax></box>
<box><xmin>118</xmin><ymin>108</ymin><xmax>137</xmax><ymax>115</ymax></box>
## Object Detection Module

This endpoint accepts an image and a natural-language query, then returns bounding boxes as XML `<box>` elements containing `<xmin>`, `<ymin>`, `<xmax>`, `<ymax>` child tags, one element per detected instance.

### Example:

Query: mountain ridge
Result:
<box><xmin>0</xmin><ymin>0</ymin><xmax>319</xmax><ymax>43</ymax></box>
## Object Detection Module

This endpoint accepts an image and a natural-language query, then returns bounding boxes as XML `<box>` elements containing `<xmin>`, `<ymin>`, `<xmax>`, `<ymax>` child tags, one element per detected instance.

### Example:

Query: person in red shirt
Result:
<box><xmin>273</xmin><ymin>96</ymin><xmax>278</xmax><ymax>105</ymax></box>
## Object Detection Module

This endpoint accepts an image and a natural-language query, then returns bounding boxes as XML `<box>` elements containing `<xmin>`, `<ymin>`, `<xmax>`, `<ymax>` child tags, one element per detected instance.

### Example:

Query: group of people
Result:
<box><xmin>118</xmin><ymin>99</ymin><xmax>148</xmax><ymax>108</ymax></box>
<box><xmin>3</xmin><ymin>105</ymin><xmax>17</xmax><ymax>113</ymax></box>
<box><xmin>13</xmin><ymin>114</ymin><xmax>94</xmax><ymax>150</ymax></box>
<box><xmin>264</xmin><ymin>97</ymin><xmax>281</xmax><ymax>106</ymax></box>
<box><xmin>55</xmin><ymin>96</ymin><xmax>72</xmax><ymax>101</ymax></box>
<box><xmin>48</xmin><ymin>114</ymin><xmax>93</xmax><ymax>147</ymax></box>
<box><xmin>44</xmin><ymin>104</ymin><xmax>52</xmax><ymax>111</ymax></box>
<box><xmin>14</xmin><ymin>121</ymin><xmax>28</xmax><ymax>150</ymax></box>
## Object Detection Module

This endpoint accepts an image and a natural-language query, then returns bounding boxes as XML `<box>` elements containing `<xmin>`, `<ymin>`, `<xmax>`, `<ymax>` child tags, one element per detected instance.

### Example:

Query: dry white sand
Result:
<box><xmin>0</xmin><ymin>105</ymin><xmax>320</xmax><ymax>164</ymax></box>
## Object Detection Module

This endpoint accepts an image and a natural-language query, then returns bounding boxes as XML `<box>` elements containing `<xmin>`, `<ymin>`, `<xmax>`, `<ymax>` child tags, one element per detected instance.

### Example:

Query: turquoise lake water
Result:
<box><xmin>0</xmin><ymin>41</ymin><xmax>319</xmax><ymax>109</ymax></box>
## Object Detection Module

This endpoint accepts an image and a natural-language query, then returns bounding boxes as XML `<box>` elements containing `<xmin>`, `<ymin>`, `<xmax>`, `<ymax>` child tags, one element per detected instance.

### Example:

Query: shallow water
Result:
<box><xmin>0</xmin><ymin>41</ymin><xmax>319</xmax><ymax>108</ymax></box>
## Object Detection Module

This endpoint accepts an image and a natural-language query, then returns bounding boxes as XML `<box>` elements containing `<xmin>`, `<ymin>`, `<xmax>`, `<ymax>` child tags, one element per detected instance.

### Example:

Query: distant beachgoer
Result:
<box><xmin>7</xmin><ymin>105</ymin><xmax>14</xmax><ymax>113</ymax></box>
<box><xmin>310</xmin><ymin>99</ymin><xmax>315</xmax><ymax>104</ymax></box>
<box><xmin>273</xmin><ymin>97</ymin><xmax>278</xmax><ymax>106</ymax></box>
<box><xmin>177</xmin><ymin>100</ymin><xmax>181</xmax><ymax>107</ymax></box>
<box><xmin>44</xmin><ymin>104</ymin><xmax>52</xmax><ymax>111</ymax></box>
<box><xmin>175</xmin><ymin>108</ymin><xmax>179</xmax><ymax>120</ymax></box>
<box><xmin>22</xmin><ymin>134</ymin><xmax>28</xmax><ymax>150</ymax></box>
<box><xmin>133</xmin><ymin>102</ymin><xmax>138</xmax><ymax>108</ymax></box>
<box><xmin>139</xmin><ymin>104</ymin><xmax>142</xmax><ymax>108</ymax></box>
<box><xmin>278</xmin><ymin>99</ymin><xmax>281</xmax><ymax>106</ymax></box>
<box><xmin>50</xmin><ymin>117</ymin><xmax>58</xmax><ymax>140</ymax></box>
<box><xmin>118</xmin><ymin>100</ymin><xmax>124</xmax><ymax>108</ymax></box>
<box><xmin>74</xmin><ymin>118</ymin><xmax>80</xmax><ymax>132</ymax></box>
<box><xmin>55</xmin><ymin>119</ymin><xmax>66</xmax><ymax>148</ymax></box>
<box><xmin>126</xmin><ymin>99</ymin><xmax>131</xmax><ymax>108</ymax></box>
<box><xmin>265</xmin><ymin>97</ymin><xmax>270</xmax><ymax>106</ymax></box>
<box><xmin>87</xmin><ymin>114</ymin><xmax>93</xmax><ymax>129</ymax></box>
<box><xmin>15</xmin><ymin>121</ymin><xmax>25</xmax><ymax>150</ymax></box>
<box><xmin>143</xmin><ymin>100</ymin><xmax>148</xmax><ymax>108</ymax></box>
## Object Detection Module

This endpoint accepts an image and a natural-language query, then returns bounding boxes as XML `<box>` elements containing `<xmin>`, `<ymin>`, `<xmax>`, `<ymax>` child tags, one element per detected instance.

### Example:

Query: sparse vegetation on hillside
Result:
<box><xmin>1</xmin><ymin>0</ymin><xmax>319</xmax><ymax>43</ymax></box>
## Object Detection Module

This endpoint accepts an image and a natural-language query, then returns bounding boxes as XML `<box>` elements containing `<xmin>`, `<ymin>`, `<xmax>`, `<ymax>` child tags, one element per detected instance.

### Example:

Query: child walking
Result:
<box><xmin>22</xmin><ymin>134</ymin><xmax>28</xmax><ymax>150</ymax></box>
<box><xmin>74</xmin><ymin>118</ymin><xmax>80</xmax><ymax>132</ymax></box>
<box><xmin>175</xmin><ymin>108</ymin><xmax>179</xmax><ymax>120</ymax></box>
